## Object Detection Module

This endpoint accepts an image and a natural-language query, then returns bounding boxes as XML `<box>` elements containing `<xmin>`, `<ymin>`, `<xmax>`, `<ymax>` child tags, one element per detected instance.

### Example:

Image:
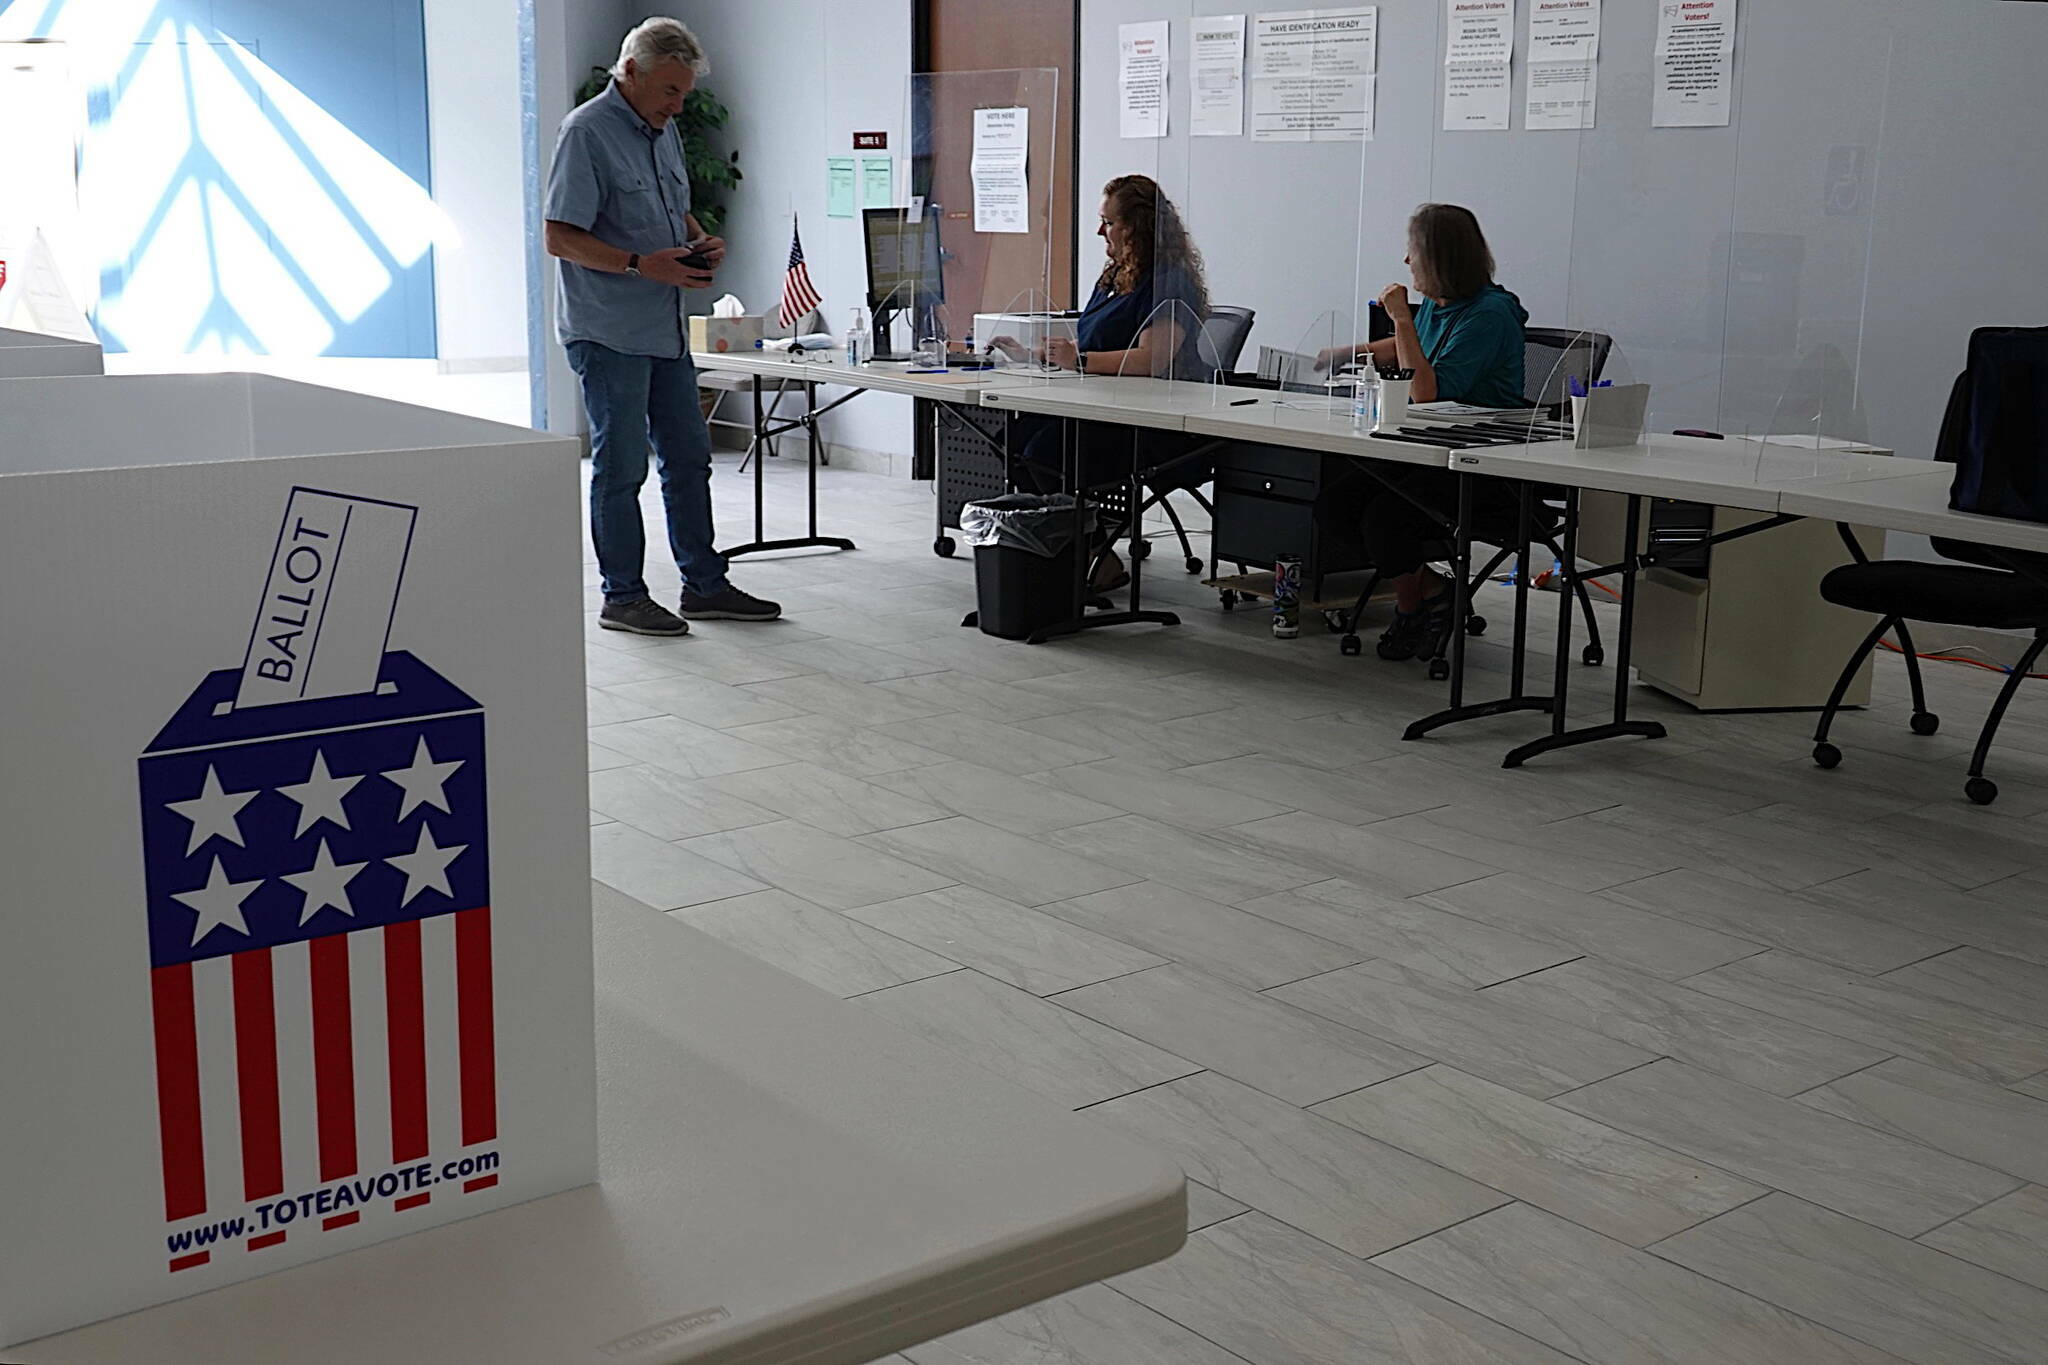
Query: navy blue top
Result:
<box><xmin>545</xmin><ymin>82</ymin><xmax>695</xmax><ymax>358</ymax></box>
<box><xmin>1077</xmin><ymin>265</ymin><xmax>1209</xmax><ymax>378</ymax></box>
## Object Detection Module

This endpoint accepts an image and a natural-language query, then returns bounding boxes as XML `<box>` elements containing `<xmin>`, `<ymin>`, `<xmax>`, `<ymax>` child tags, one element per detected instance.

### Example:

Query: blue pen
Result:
<box><xmin>1569</xmin><ymin>376</ymin><xmax>1587</xmax><ymax>398</ymax></box>
<box><xmin>1594</xmin><ymin>380</ymin><xmax>1613</xmax><ymax>389</ymax></box>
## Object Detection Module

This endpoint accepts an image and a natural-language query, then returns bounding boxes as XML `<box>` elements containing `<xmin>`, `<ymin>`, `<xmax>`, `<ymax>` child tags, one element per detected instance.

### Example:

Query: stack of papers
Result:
<box><xmin>1406</xmin><ymin>400</ymin><xmax>1547</xmax><ymax>422</ymax></box>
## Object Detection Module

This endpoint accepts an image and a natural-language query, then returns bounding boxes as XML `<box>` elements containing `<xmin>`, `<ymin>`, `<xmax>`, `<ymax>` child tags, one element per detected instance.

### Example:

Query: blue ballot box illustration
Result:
<box><xmin>133</xmin><ymin>489</ymin><xmax>501</xmax><ymax>1277</ymax></box>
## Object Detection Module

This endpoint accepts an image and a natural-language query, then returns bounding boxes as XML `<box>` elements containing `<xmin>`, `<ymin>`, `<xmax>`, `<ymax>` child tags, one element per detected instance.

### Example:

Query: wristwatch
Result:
<box><xmin>624</xmin><ymin>253</ymin><xmax>642</xmax><ymax>277</ymax></box>
<box><xmin>1076</xmin><ymin>350</ymin><xmax>1089</xmax><ymax>374</ymax></box>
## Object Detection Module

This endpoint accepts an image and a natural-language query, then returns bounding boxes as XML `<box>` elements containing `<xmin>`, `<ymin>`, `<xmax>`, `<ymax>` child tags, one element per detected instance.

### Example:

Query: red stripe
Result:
<box><xmin>151</xmin><ymin>964</ymin><xmax>207</xmax><ymax>1221</ymax></box>
<box><xmin>168</xmin><ymin>1251</ymin><xmax>210</xmax><ymax>1272</ymax></box>
<box><xmin>384</xmin><ymin>921</ymin><xmax>429</xmax><ymax>1163</ymax></box>
<box><xmin>463</xmin><ymin>1174</ymin><xmax>499</xmax><ymax>1194</ymax></box>
<box><xmin>394</xmin><ymin>1192</ymin><xmax>432</xmax><ymax>1212</ymax></box>
<box><xmin>231</xmin><ymin>949</ymin><xmax>284</xmax><ymax>1202</ymax></box>
<box><xmin>455</xmin><ymin>907</ymin><xmax>498</xmax><ymax>1146</ymax></box>
<box><xmin>248</xmin><ymin>1231</ymin><xmax>287</xmax><ymax>1252</ymax></box>
<box><xmin>308</xmin><ymin>935</ymin><xmax>357</xmax><ymax>1182</ymax></box>
<box><xmin>322</xmin><ymin>1211</ymin><xmax>361</xmax><ymax>1231</ymax></box>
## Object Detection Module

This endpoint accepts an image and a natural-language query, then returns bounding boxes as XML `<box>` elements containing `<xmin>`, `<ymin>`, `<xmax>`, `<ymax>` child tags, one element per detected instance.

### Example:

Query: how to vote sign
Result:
<box><xmin>1</xmin><ymin>375</ymin><xmax>594</xmax><ymax>1348</ymax></box>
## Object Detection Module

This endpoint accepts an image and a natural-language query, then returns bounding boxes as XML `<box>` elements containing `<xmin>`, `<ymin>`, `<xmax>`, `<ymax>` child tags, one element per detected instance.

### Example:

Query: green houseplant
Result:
<box><xmin>575</xmin><ymin>67</ymin><xmax>742</xmax><ymax>236</ymax></box>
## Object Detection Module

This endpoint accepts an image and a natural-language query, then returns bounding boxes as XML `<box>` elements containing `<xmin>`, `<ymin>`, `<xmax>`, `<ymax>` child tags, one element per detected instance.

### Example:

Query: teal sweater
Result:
<box><xmin>1414</xmin><ymin>284</ymin><xmax>1528</xmax><ymax>409</ymax></box>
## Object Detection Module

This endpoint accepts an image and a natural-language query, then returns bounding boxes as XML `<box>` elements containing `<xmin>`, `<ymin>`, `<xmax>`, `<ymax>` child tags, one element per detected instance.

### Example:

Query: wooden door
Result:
<box><xmin>917</xmin><ymin>0</ymin><xmax>1079</xmax><ymax>314</ymax></box>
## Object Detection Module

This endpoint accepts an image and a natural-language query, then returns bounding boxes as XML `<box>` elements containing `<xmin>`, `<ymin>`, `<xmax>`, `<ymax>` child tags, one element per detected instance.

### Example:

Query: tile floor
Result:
<box><xmin>585</xmin><ymin>448</ymin><xmax>2048</xmax><ymax>1365</ymax></box>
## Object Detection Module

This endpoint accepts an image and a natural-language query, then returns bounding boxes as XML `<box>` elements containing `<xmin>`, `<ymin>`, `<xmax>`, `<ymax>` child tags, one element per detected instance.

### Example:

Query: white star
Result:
<box><xmin>382</xmin><ymin>737</ymin><xmax>463</xmax><ymax>820</ymax></box>
<box><xmin>166</xmin><ymin>766</ymin><xmax>259</xmax><ymax>856</ymax></box>
<box><xmin>385</xmin><ymin>825</ymin><xmax>467</xmax><ymax>907</ymax></box>
<box><xmin>276</xmin><ymin>751</ymin><xmax>361</xmax><ymax>837</ymax></box>
<box><xmin>283</xmin><ymin>839</ymin><xmax>369</xmax><ymax>924</ymax></box>
<box><xmin>170</xmin><ymin>856</ymin><xmax>263</xmax><ymax>946</ymax></box>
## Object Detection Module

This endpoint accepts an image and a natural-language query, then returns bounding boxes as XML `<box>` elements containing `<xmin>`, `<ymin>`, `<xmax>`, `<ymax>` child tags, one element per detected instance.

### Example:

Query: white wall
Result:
<box><xmin>1080</xmin><ymin>0</ymin><xmax>2048</xmax><ymax>469</ymax></box>
<box><xmin>662</xmin><ymin>0</ymin><xmax>916</xmax><ymax>462</ymax></box>
<box><xmin>425</xmin><ymin>0</ymin><xmax>529</xmax><ymax>370</ymax></box>
<box><xmin>531</xmin><ymin>0</ymin><xmax>634</xmax><ymax>434</ymax></box>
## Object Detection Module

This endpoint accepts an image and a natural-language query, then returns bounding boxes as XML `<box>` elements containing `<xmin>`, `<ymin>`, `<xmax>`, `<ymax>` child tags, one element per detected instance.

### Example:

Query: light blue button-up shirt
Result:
<box><xmin>545</xmin><ymin>82</ymin><xmax>694</xmax><ymax>359</ymax></box>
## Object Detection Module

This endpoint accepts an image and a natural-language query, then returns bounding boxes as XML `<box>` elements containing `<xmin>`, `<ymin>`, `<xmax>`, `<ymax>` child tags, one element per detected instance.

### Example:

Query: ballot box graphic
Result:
<box><xmin>0</xmin><ymin>375</ymin><xmax>595</xmax><ymax>1349</ymax></box>
<box><xmin>137</xmin><ymin>650</ymin><xmax>498</xmax><ymax>1273</ymax></box>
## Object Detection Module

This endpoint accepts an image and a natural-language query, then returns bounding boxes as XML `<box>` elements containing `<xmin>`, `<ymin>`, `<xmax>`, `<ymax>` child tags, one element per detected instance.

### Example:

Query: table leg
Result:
<box><xmin>1502</xmin><ymin>491</ymin><xmax>1666</xmax><ymax>768</ymax></box>
<box><xmin>1402</xmin><ymin>475</ymin><xmax>1555</xmax><ymax>741</ymax></box>
<box><xmin>722</xmin><ymin>377</ymin><xmax>859</xmax><ymax>560</ymax></box>
<box><xmin>1023</xmin><ymin>421</ymin><xmax>1178</xmax><ymax>644</ymax></box>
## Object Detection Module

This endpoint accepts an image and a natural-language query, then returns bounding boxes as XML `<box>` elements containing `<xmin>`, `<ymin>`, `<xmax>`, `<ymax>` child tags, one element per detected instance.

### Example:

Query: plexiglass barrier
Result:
<box><xmin>878</xmin><ymin>69</ymin><xmax>1059</xmax><ymax>371</ymax></box>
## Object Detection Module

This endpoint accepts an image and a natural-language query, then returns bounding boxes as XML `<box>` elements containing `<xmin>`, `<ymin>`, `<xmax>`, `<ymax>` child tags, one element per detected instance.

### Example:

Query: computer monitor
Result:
<box><xmin>863</xmin><ymin>208</ymin><xmax>944</xmax><ymax>313</ymax></box>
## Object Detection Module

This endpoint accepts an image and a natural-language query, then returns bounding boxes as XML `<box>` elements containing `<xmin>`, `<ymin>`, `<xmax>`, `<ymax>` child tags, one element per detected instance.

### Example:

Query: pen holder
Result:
<box><xmin>1377</xmin><ymin>378</ymin><xmax>1411</xmax><ymax>429</ymax></box>
<box><xmin>1572</xmin><ymin>384</ymin><xmax>1651</xmax><ymax>450</ymax></box>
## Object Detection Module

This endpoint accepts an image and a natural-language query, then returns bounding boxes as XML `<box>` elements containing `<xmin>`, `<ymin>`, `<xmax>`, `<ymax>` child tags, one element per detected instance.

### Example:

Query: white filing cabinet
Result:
<box><xmin>1579</xmin><ymin>439</ymin><xmax>1891</xmax><ymax>711</ymax></box>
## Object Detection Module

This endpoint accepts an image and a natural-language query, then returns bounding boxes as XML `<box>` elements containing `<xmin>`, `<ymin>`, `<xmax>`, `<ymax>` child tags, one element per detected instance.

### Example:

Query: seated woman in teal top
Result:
<box><xmin>1322</xmin><ymin>205</ymin><xmax>1530</xmax><ymax>661</ymax></box>
<box><xmin>1330</xmin><ymin>203</ymin><xmax>1528</xmax><ymax>405</ymax></box>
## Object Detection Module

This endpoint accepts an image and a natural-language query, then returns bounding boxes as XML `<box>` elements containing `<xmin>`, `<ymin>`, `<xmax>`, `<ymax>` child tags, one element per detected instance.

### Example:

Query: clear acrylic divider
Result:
<box><xmin>895</xmin><ymin>68</ymin><xmax>1059</xmax><ymax>379</ymax></box>
<box><xmin>1719</xmin><ymin>1</ymin><xmax>1887</xmax><ymax>488</ymax></box>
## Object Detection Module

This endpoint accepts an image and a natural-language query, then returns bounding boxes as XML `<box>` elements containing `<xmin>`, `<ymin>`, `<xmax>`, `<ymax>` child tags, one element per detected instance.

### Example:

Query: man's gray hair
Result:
<box><xmin>614</xmin><ymin>16</ymin><xmax>709</xmax><ymax>80</ymax></box>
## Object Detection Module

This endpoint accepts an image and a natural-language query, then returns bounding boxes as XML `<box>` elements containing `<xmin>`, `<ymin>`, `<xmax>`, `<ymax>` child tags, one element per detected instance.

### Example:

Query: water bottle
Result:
<box><xmin>844</xmin><ymin>308</ymin><xmax>869</xmax><ymax>365</ymax></box>
<box><xmin>1351</xmin><ymin>364</ymin><xmax>1383</xmax><ymax>432</ymax></box>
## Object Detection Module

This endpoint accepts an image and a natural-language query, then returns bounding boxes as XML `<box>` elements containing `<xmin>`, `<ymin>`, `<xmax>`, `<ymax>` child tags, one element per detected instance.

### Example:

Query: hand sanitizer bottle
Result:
<box><xmin>845</xmin><ymin>308</ymin><xmax>869</xmax><ymax>365</ymax></box>
<box><xmin>1351</xmin><ymin>364</ymin><xmax>1383</xmax><ymax>432</ymax></box>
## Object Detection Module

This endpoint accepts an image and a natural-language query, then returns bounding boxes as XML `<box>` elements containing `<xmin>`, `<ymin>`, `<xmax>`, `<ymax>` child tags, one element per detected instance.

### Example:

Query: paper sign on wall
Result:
<box><xmin>1119</xmin><ymin>20</ymin><xmax>1169</xmax><ymax>138</ymax></box>
<box><xmin>1252</xmin><ymin>6</ymin><xmax>1378</xmax><ymax>142</ymax></box>
<box><xmin>971</xmin><ymin>106</ymin><xmax>1030</xmax><ymax>234</ymax></box>
<box><xmin>1192</xmin><ymin>15</ymin><xmax>1248</xmax><ymax>137</ymax></box>
<box><xmin>826</xmin><ymin>158</ymin><xmax>856</xmax><ymax>219</ymax></box>
<box><xmin>861</xmin><ymin>156</ymin><xmax>895</xmax><ymax>210</ymax></box>
<box><xmin>1443</xmin><ymin>0</ymin><xmax>1513</xmax><ymax>132</ymax></box>
<box><xmin>1654</xmin><ymin>0</ymin><xmax>1737</xmax><ymax>128</ymax></box>
<box><xmin>1527</xmin><ymin>0</ymin><xmax>1598</xmax><ymax>129</ymax></box>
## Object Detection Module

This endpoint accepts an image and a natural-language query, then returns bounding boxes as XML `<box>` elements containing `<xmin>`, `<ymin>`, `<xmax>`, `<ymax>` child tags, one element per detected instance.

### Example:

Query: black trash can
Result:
<box><xmin>960</xmin><ymin>494</ymin><xmax>1094</xmax><ymax>640</ymax></box>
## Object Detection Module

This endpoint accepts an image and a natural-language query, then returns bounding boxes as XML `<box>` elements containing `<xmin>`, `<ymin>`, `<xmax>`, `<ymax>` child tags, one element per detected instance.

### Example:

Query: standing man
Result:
<box><xmin>545</xmin><ymin>17</ymin><xmax>779</xmax><ymax>636</ymax></box>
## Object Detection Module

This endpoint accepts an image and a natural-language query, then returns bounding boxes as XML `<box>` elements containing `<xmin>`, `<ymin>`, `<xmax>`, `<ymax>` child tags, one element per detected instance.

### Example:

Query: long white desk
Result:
<box><xmin>1777</xmin><ymin>466</ymin><xmax>2048</xmax><ymax>553</ymax></box>
<box><xmin>1185</xmin><ymin>395</ymin><xmax>1460</xmax><ymax>467</ymax></box>
<box><xmin>978</xmin><ymin>374</ymin><xmax>1231</xmax><ymax>432</ymax></box>
<box><xmin>18</xmin><ymin>889</ymin><xmax>1185</xmax><ymax>1364</ymax></box>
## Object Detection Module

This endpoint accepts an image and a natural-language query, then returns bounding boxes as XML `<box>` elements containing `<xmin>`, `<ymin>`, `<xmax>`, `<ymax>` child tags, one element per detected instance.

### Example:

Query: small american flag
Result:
<box><xmin>777</xmin><ymin>216</ymin><xmax>822</xmax><ymax>330</ymax></box>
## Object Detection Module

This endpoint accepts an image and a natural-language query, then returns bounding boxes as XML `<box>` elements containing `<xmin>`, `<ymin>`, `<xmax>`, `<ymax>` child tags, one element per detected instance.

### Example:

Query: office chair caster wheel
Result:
<box><xmin>1131</xmin><ymin>538</ymin><xmax>1152</xmax><ymax>561</ymax></box>
<box><xmin>1340</xmin><ymin>634</ymin><xmax>1363</xmax><ymax>657</ymax></box>
<box><xmin>1186</xmin><ymin>556</ymin><xmax>1205</xmax><ymax>575</ymax></box>
<box><xmin>1465</xmin><ymin>615</ymin><xmax>1488</xmax><ymax>637</ymax></box>
<box><xmin>1220</xmin><ymin>589</ymin><xmax>1238</xmax><ymax>611</ymax></box>
<box><xmin>1966</xmin><ymin>776</ymin><xmax>1999</xmax><ymax>806</ymax></box>
<box><xmin>1582</xmin><ymin>644</ymin><xmax>1605</xmax><ymax>666</ymax></box>
<box><xmin>1911</xmin><ymin>711</ymin><xmax>1940</xmax><ymax>736</ymax></box>
<box><xmin>934</xmin><ymin>535</ymin><xmax>956</xmax><ymax>558</ymax></box>
<box><xmin>1428</xmin><ymin>658</ymin><xmax>1451</xmax><ymax>682</ymax></box>
<box><xmin>1812</xmin><ymin>742</ymin><xmax>1842</xmax><ymax>770</ymax></box>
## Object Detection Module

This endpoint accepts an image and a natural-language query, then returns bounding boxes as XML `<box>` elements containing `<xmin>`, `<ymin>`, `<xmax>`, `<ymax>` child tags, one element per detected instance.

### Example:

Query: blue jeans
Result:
<box><xmin>567</xmin><ymin>340</ymin><xmax>729</xmax><ymax>603</ymax></box>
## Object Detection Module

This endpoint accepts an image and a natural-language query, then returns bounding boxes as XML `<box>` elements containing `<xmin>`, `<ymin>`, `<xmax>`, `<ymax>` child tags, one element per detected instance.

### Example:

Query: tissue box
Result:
<box><xmin>689</xmin><ymin>315</ymin><xmax>765</xmax><ymax>355</ymax></box>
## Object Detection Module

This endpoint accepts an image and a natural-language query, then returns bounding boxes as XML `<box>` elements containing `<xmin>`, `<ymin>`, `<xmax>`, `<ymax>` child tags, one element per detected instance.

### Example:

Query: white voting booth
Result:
<box><xmin>3</xmin><ymin>373</ymin><xmax>1187</xmax><ymax>1360</ymax></box>
<box><xmin>0</xmin><ymin>324</ymin><xmax>102</xmax><ymax>377</ymax></box>
<box><xmin>0</xmin><ymin>374</ymin><xmax>595</xmax><ymax>1346</ymax></box>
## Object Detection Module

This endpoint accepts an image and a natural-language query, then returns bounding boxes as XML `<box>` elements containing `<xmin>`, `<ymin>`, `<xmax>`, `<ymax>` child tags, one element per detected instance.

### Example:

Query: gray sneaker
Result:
<box><xmin>680</xmin><ymin>585</ymin><xmax>782</xmax><ymax>621</ymax></box>
<box><xmin>600</xmin><ymin>598</ymin><xmax>689</xmax><ymax>636</ymax></box>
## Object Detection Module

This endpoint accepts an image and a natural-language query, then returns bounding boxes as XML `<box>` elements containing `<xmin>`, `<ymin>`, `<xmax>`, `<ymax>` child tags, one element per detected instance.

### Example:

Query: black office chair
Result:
<box><xmin>1135</xmin><ymin>306</ymin><xmax>1257</xmax><ymax>575</ymax></box>
<box><xmin>1812</xmin><ymin>533</ymin><xmax>2048</xmax><ymax>805</ymax></box>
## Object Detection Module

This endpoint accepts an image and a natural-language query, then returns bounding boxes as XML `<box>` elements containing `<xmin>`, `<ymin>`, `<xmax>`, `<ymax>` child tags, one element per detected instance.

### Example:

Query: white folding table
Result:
<box><xmin>18</xmin><ymin>891</ymin><xmax>1186</xmax><ymax>1365</ymax></box>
